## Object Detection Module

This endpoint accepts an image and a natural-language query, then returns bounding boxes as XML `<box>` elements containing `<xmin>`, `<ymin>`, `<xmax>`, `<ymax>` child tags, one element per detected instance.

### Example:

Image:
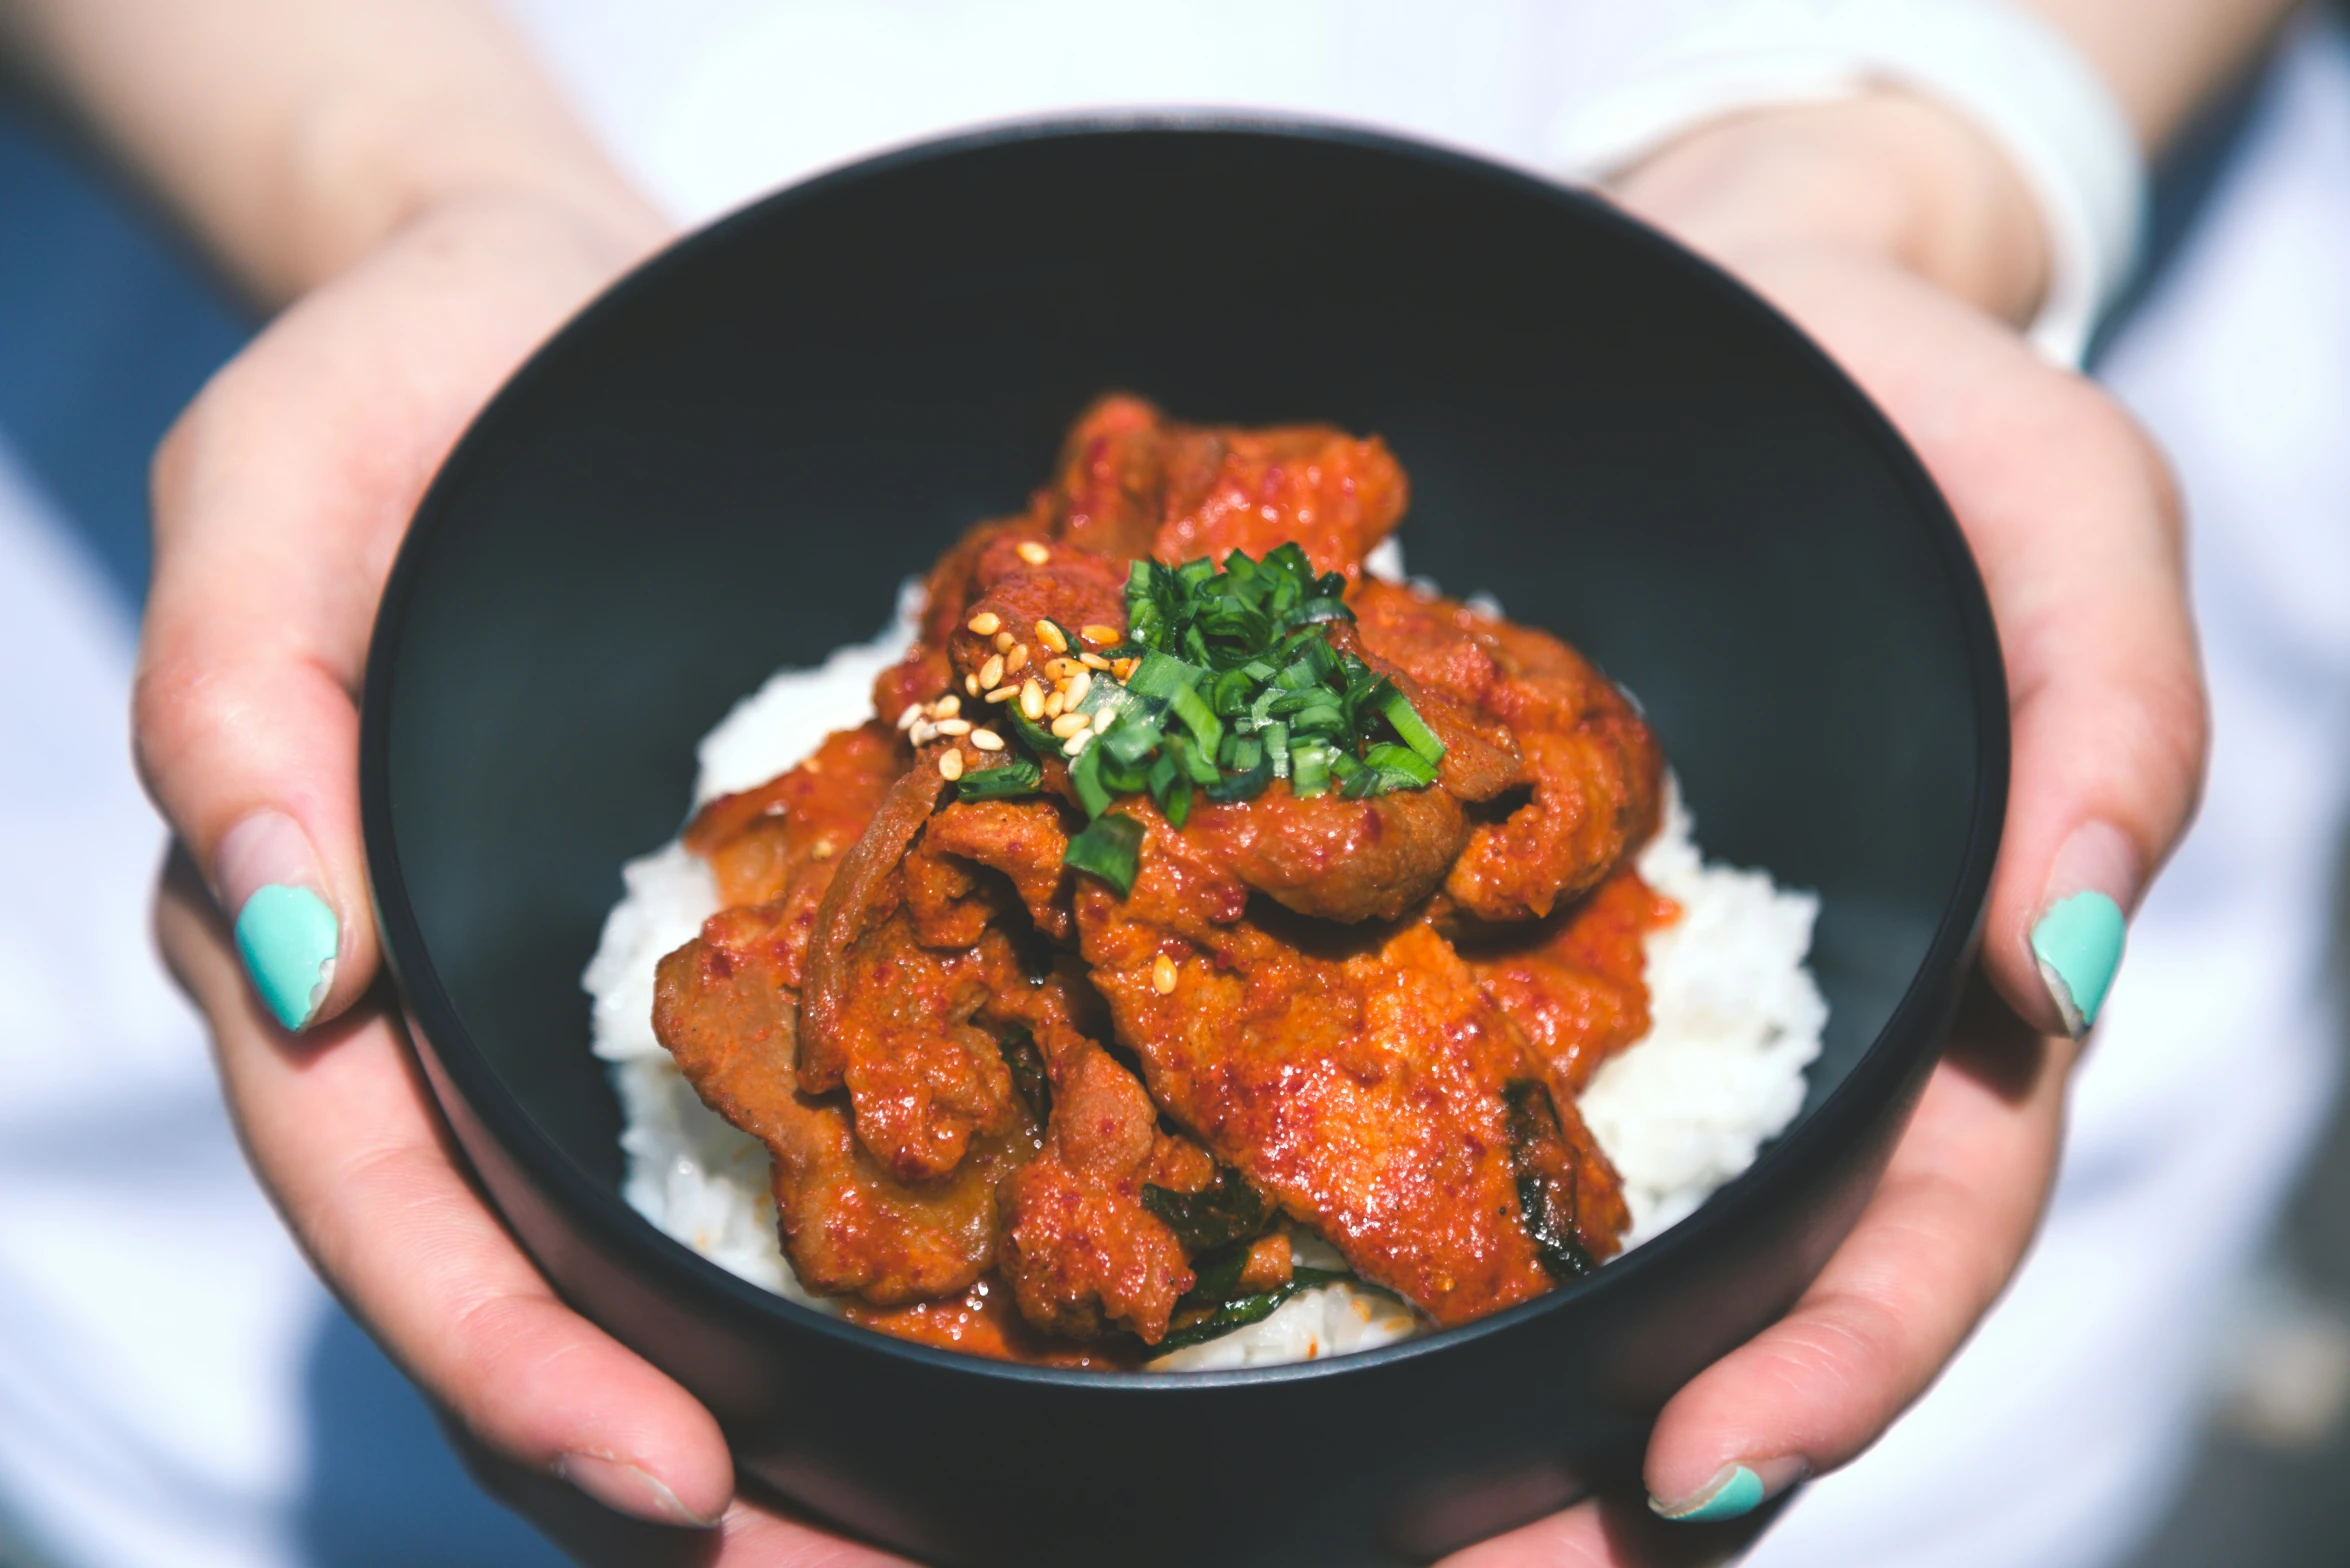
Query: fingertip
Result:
<box><xmin>133</xmin><ymin>640</ymin><xmax>386</xmax><ymax>1030</ymax></box>
<box><xmin>1981</xmin><ymin>816</ymin><xmax>2140</xmax><ymax>1038</ymax></box>
<box><xmin>555</xmin><ymin>1450</ymin><xmax>728</xmax><ymax>1530</ymax></box>
<box><xmin>1648</xmin><ymin>1457</ymin><xmax>1810</xmax><ymax>1523</ymax></box>
<box><xmin>215</xmin><ymin>807</ymin><xmax>380</xmax><ymax>1031</ymax></box>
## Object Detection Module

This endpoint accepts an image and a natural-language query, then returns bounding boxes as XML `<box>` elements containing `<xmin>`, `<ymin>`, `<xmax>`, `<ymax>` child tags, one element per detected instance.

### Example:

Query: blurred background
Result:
<box><xmin>2</xmin><ymin>11</ymin><xmax>2348</xmax><ymax>1568</ymax></box>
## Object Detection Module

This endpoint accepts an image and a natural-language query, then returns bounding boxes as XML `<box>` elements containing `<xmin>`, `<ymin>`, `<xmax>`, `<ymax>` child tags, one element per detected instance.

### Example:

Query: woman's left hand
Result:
<box><xmin>1438</xmin><ymin>92</ymin><xmax>2206</xmax><ymax>1563</ymax></box>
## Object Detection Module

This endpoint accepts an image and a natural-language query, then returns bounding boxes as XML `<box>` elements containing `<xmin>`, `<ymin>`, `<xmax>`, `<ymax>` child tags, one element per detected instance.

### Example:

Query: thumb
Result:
<box><xmin>136</xmin><ymin>624</ymin><xmax>372</xmax><ymax>1033</ymax></box>
<box><xmin>1871</xmin><ymin>314</ymin><xmax>2206</xmax><ymax>1038</ymax></box>
<box><xmin>134</xmin><ymin>328</ymin><xmax>410</xmax><ymax>1031</ymax></box>
<box><xmin>134</xmin><ymin>196</ymin><xmax>663</xmax><ymax>1031</ymax></box>
<box><xmin>1740</xmin><ymin>250</ymin><xmax>2207</xmax><ymax>1038</ymax></box>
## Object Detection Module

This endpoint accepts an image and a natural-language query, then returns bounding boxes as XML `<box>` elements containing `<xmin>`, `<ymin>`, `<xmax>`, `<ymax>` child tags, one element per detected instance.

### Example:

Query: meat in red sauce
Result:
<box><xmin>649</xmin><ymin>395</ymin><xmax>1673</xmax><ymax>1362</ymax></box>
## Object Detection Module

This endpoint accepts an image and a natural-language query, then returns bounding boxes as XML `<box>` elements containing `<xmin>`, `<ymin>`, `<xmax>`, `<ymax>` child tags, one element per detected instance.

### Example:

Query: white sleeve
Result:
<box><xmin>1549</xmin><ymin>0</ymin><xmax>2148</xmax><ymax>366</ymax></box>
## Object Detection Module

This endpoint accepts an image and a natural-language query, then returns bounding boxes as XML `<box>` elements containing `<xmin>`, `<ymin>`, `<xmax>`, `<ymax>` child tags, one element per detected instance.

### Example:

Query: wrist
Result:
<box><xmin>1611</xmin><ymin>89</ymin><xmax>2050</xmax><ymax>325</ymax></box>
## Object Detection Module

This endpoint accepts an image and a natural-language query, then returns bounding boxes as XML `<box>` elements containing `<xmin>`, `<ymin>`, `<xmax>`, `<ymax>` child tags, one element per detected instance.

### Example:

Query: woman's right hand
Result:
<box><xmin>137</xmin><ymin>186</ymin><xmax>845</xmax><ymax>1544</ymax></box>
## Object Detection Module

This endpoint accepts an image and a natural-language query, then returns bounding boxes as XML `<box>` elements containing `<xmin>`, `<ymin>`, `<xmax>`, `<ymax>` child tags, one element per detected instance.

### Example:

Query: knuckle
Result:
<box><xmin>148</xmin><ymin>372</ymin><xmax>240</xmax><ymax>537</ymax></box>
<box><xmin>130</xmin><ymin>646</ymin><xmax>262</xmax><ymax>814</ymax></box>
<box><xmin>129</xmin><ymin>650</ymin><xmax>198</xmax><ymax>790</ymax></box>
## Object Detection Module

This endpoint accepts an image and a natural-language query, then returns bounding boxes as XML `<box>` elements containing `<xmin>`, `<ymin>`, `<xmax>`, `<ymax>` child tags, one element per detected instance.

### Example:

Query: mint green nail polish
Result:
<box><xmin>1657</xmin><ymin>1464</ymin><xmax>1766</xmax><ymax>1522</ymax></box>
<box><xmin>234</xmin><ymin>884</ymin><xmax>339</xmax><ymax>1030</ymax></box>
<box><xmin>2030</xmin><ymin>891</ymin><xmax>2125</xmax><ymax>1036</ymax></box>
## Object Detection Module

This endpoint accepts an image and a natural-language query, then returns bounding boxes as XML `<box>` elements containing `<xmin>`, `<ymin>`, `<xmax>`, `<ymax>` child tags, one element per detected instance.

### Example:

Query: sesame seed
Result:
<box><xmin>1066</xmin><ymin>669</ymin><xmax>1092</xmax><ymax>707</ymax></box>
<box><xmin>1050</xmin><ymin>711</ymin><xmax>1089</xmax><ymax>739</ymax></box>
<box><xmin>933</xmin><ymin>694</ymin><xmax>960</xmax><ymax>718</ymax></box>
<box><xmin>935</xmin><ymin>717</ymin><xmax>971</xmax><ymax>736</ymax></box>
<box><xmin>1153</xmin><ymin>954</ymin><xmax>1178</xmax><ymax>994</ymax></box>
<box><xmin>1080</xmin><ymin>624</ymin><xmax>1119</xmax><ymax>647</ymax></box>
<box><xmin>970</xmin><ymin>728</ymin><xmax>1004</xmax><ymax>751</ymax></box>
<box><xmin>1006</xmin><ymin>644</ymin><xmax>1029</xmax><ymax>673</ymax></box>
<box><xmin>910</xmin><ymin>720</ymin><xmax>938</xmax><ymax>745</ymax></box>
<box><xmin>964</xmin><ymin>673</ymin><xmax>981</xmax><ymax>697</ymax></box>
<box><xmin>938</xmin><ymin>750</ymin><xmax>965</xmax><ymax>782</ymax></box>
<box><xmin>1079</xmin><ymin>652</ymin><xmax>1112</xmax><ymax>671</ymax></box>
<box><xmin>897</xmin><ymin>704</ymin><xmax>923</xmax><ymax>731</ymax></box>
<box><xmin>984</xmin><ymin>685</ymin><xmax>1018</xmax><ymax>704</ymax></box>
<box><xmin>1061</xmin><ymin>731</ymin><xmax>1090</xmax><ymax>757</ymax></box>
<box><xmin>978</xmin><ymin>654</ymin><xmax>1005</xmax><ymax>689</ymax></box>
<box><xmin>1045</xmin><ymin>657</ymin><xmax>1081</xmax><ymax>683</ymax></box>
<box><xmin>1016</xmin><ymin>541</ymin><xmax>1052</xmax><ymax>566</ymax></box>
<box><xmin>1035</xmin><ymin>620</ymin><xmax>1069</xmax><ymax>654</ymax></box>
<box><xmin>1112</xmin><ymin>657</ymin><xmax>1139</xmax><ymax>681</ymax></box>
<box><xmin>967</xmin><ymin>611</ymin><xmax>1002</xmax><ymax>636</ymax></box>
<box><xmin>1043</xmin><ymin>690</ymin><xmax>1065</xmax><ymax>718</ymax></box>
<box><xmin>1020</xmin><ymin>680</ymin><xmax>1045</xmax><ymax>720</ymax></box>
<box><xmin>810</xmin><ymin>838</ymin><xmax>836</xmax><ymax>861</ymax></box>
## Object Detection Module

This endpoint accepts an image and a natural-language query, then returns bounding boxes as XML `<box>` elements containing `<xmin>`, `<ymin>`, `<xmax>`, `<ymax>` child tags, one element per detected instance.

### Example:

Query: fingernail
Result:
<box><xmin>1650</xmin><ymin>1456</ymin><xmax>1810</xmax><ymax>1522</ymax></box>
<box><xmin>555</xmin><ymin>1452</ymin><xmax>721</xmax><ymax>1528</ymax></box>
<box><xmin>217</xmin><ymin>811</ymin><xmax>339</xmax><ymax>1031</ymax></box>
<box><xmin>2029</xmin><ymin>822</ymin><xmax>2137</xmax><ymax>1037</ymax></box>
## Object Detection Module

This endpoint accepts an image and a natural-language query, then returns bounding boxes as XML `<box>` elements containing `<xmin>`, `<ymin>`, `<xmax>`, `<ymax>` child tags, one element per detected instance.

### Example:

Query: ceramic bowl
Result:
<box><xmin>361</xmin><ymin>119</ymin><xmax>2005</xmax><ymax>1567</ymax></box>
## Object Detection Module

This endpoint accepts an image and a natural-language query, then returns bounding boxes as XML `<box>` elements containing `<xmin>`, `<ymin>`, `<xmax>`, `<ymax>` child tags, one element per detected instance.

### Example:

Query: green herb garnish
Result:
<box><xmin>1154</xmin><ymin>1266</ymin><xmax>1364</xmax><ymax>1354</ymax></box>
<box><xmin>996</xmin><ymin>543</ymin><xmax>1444</xmax><ymax>896</ymax></box>
<box><xmin>1140</xmin><ymin>1167</ymin><xmax>1270</xmax><ymax>1253</ymax></box>
<box><xmin>1055</xmin><ymin>545</ymin><xmax>1446</xmax><ymax>879</ymax></box>
<box><xmin>1062</xmin><ymin>813</ymin><xmax>1144</xmax><ymax>896</ymax></box>
<box><xmin>956</xmin><ymin>756</ymin><xmax>1043</xmax><ymax>801</ymax></box>
<box><xmin>1504</xmin><ymin>1082</ymin><xmax>1596</xmax><ymax>1282</ymax></box>
<box><xmin>998</xmin><ymin>1027</ymin><xmax>1051</xmax><ymax>1124</ymax></box>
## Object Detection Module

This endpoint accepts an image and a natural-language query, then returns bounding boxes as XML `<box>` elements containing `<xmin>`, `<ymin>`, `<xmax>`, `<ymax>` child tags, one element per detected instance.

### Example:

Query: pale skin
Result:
<box><xmin>0</xmin><ymin>0</ymin><xmax>2304</xmax><ymax>1557</ymax></box>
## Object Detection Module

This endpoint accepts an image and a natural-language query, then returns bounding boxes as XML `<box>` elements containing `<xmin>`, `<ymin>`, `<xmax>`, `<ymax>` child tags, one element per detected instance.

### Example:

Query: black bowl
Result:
<box><xmin>362</xmin><ymin>119</ymin><xmax>2005</xmax><ymax>1567</ymax></box>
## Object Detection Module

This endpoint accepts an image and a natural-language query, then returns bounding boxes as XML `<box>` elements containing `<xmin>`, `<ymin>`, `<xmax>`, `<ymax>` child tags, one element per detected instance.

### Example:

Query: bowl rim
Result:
<box><xmin>360</xmin><ymin>110</ymin><xmax>2010</xmax><ymax>1392</ymax></box>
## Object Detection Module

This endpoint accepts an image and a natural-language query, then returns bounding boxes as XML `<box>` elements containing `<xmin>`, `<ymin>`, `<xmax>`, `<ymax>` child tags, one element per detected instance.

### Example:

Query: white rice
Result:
<box><xmin>583</xmin><ymin>570</ymin><xmax>1825</xmax><ymax>1368</ymax></box>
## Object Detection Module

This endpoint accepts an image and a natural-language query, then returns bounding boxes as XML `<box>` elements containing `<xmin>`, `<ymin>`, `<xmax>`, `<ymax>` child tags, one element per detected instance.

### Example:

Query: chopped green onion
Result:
<box><xmin>1063</xmin><ymin>813</ymin><xmax>1144</xmax><ymax>895</ymax></box>
<box><xmin>1004</xmin><ymin>704</ymin><xmax>1060</xmax><ymax>756</ymax></box>
<box><xmin>1127</xmin><ymin>649</ymin><xmax>1203</xmax><ymax>700</ymax></box>
<box><xmin>1380</xmin><ymin>687</ymin><xmax>1446</xmax><ymax>766</ymax></box>
<box><xmin>999</xmin><ymin>1028</ymin><xmax>1051</xmax><ymax>1123</ymax></box>
<box><xmin>1362</xmin><ymin>743</ymin><xmax>1439</xmax><ymax>787</ymax></box>
<box><xmin>1168</xmin><ymin>682</ymin><xmax>1224</xmax><ymax>758</ymax></box>
<box><xmin>1068</xmin><ymin>743</ymin><xmax>1112</xmax><ymax>818</ymax></box>
<box><xmin>1101</xmin><ymin>707</ymin><xmax>1164</xmax><ymax>767</ymax></box>
<box><xmin>1154</xmin><ymin>1266</ymin><xmax>1363</xmax><ymax>1354</ymax></box>
<box><xmin>1283</xmin><ymin>595</ymin><xmax>1353</xmax><ymax>629</ymax></box>
<box><xmin>1098</xmin><ymin>752</ymin><xmax>1152</xmax><ymax>796</ymax></box>
<box><xmin>1204</xmin><ymin>751</ymin><xmax>1272</xmax><ymax>803</ymax></box>
<box><xmin>1291</xmin><ymin>743</ymin><xmax>1332</xmax><ymax>798</ymax></box>
<box><xmin>982</xmin><ymin>544</ymin><xmax>1453</xmax><ymax>896</ymax></box>
<box><xmin>1166</xmin><ymin>731</ymin><xmax>1221</xmax><ymax>787</ymax></box>
<box><xmin>1140</xmin><ymin>1168</ymin><xmax>1268</xmax><ymax>1251</ymax></box>
<box><xmin>1078</xmin><ymin>674</ymin><xmax>1138</xmax><ymax>724</ymax></box>
<box><xmin>956</xmin><ymin>757</ymin><xmax>1043</xmax><ymax>800</ymax></box>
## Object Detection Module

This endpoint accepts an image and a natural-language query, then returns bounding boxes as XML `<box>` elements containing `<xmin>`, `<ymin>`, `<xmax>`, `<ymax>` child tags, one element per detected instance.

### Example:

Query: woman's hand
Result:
<box><xmin>138</xmin><ymin>185</ymin><xmax>789</xmax><ymax>1537</ymax></box>
<box><xmin>138</xmin><ymin>189</ymin><xmax>661</xmax><ymax>1031</ymax></box>
<box><xmin>158</xmin><ymin>844</ymin><xmax>912</xmax><ymax>1561</ymax></box>
<box><xmin>1431</xmin><ymin>95</ymin><xmax>2206</xmax><ymax>1563</ymax></box>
